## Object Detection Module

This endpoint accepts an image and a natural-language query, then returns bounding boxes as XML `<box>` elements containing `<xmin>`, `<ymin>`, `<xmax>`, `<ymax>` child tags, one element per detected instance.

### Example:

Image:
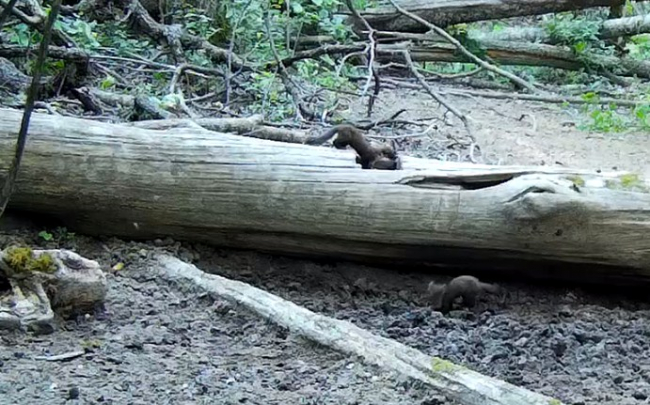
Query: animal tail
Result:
<box><xmin>478</xmin><ymin>282</ymin><xmax>500</xmax><ymax>294</ymax></box>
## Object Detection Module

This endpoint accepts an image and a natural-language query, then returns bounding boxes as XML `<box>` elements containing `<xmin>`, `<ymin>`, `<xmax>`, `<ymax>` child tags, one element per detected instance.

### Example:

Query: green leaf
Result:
<box><xmin>38</xmin><ymin>231</ymin><xmax>53</xmax><ymax>241</ymax></box>
<box><xmin>291</xmin><ymin>2</ymin><xmax>304</xmax><ymax>13</ymax></box>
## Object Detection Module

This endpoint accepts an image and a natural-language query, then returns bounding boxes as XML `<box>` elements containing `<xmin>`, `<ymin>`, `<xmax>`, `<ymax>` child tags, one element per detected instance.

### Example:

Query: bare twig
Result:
<box><xmin>0</xmin><ymin>0</ymin><xmax>61</xmax><ymax>219</ymax></box>
<box><xmin>35</xmin><ymin>351</ymin><xmax>85</xmax><ymax>362</ymax></box>
<box><xmin>264</xmin><ymin>9</ymin><xmax>315</xmax><ymax>120</ymax></box>
<box><xmin>225</xmin><ymin>0</ymin><xmax>253</xmax><ymax>107</ymax></box>
<box><xmin>126</xmin><ymin>0</ymin><xmax>247</xmax><ymax>69</ymax></box>
<box><xmin>169</xmin><ymin>63</ymin><xmax>225</xmax><ymax>94</ymax></box>
<box><xmin>0</xmin><ymin>0</ymin><xmax>19</xmax><ymax>29</ymax></box>
<box><xmin>353</xmin><ymin>109</ymin><xmax>408</xmax><ymax>130</ymax></box>
<box><xmin>400</xmin><ymin>50</ymin><xmax>477</xmax><ymax>162</ymax></box>
<box><xmin>344</xmin><ymin>0</ymin><xmax>380</xmax><ymax>117</ymax></box>
<box><xmin>335</xmin><ymin>48</ymin><xmax>368</xmax><ymax>76</ymax></box>
<box><xmin>279</xmin><ymin>43</ymin><xmax>368</xmax><ymax>69</ymax></box>
<box><xmin>0</xmin><ymin>0</ymin><xmax>73</xmax><ymax>46</ymax></box>
<box><xmin>385</xmin><ymin>0</ymin><xmax>536</xmax><ymax>93</ymax></box>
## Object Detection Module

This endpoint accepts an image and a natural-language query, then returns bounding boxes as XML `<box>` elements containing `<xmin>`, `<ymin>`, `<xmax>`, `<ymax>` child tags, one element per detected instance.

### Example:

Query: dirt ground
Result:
<box><xmin>2</xmin><ymin>85</ymin><xmax>650</xmax><ymax>405</ymax></box>
<box><xmin>352</xmin><ymin>85</ymin><xmax>650</xmax><ymax>176</ymax></box>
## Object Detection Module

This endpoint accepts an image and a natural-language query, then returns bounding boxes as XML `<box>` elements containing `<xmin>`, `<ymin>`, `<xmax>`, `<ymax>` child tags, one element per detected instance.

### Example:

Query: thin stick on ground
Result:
<box><xmin>401</xmin><ymin>50</ymin><xmax>478</xmax><ymax>163</ymax></box>
<box><xmin>386</xmin><ymin>0</ymin><xmax>536</xmax><ymax>93</ymax></box>
<box><xmin>0</xmin><ymin>0</ymin><xmax>61</xmax><ymax>219</ymax></box>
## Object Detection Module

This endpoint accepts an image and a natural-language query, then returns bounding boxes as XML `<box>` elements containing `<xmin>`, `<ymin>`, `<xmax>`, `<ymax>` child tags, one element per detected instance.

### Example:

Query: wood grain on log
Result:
<box><xmin>1</xmin><ymin>108</ymin><xmax>650</xmax><ymax>284</ymax></box>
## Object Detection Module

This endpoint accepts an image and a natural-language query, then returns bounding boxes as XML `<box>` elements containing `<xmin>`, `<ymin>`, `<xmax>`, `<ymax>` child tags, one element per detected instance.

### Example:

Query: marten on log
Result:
<box><xmin>427</xmin><ymin>275</ymin><xmax>501</xmax><ymax>313</ymax></box>
<box><xmin>304</xmin><ymin>124</ymin><xmax>402</xmax><ymax>170</ymax></box>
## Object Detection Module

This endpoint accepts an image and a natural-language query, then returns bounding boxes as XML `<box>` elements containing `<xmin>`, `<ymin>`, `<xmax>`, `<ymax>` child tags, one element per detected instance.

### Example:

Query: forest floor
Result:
<box><xmin>1</xmin><ymin>84</ymin><xmax>650</xmax><ymax>405</ymax></box>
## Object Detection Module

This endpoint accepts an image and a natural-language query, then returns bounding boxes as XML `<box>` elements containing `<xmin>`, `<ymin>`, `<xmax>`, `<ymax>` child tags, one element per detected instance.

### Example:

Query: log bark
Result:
<box><xmin>0</xmin><ymin>248</ymin><xmax>107</xmax><ymax>333</ymax></box>
<box><xmin>149</xmin><ymin>253</ymin><xmax>567</xmax><ymax>405</ymax></box>
<box><xmin>2</xmin><ymin>108</ymin><xmax>650</xmax><ymax>285</ymax></box>
<box><xmin>349</xmin><ymin>0</ymin><xmax>633</xmax><ymax>34</ymax></box>
<box><xmin>375</xmin><ymin>39</ymin><xmax>650</xmax><ymax>78</ymax></box>
<box><xmin>288</xmin><ymin>34</ymin><xmax>650</xmax><ymax>78</ymax></box>
<box><xmin>469</xmin><ymin>13</ymin><xmax>650</xmax><ymax>44</ymax></box>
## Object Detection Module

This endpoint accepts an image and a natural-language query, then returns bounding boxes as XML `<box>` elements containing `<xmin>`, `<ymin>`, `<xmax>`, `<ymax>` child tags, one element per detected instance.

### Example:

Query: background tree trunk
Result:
<box><xmin>348</xmin><ymin>0</ymin><xmax>641</xmax><ymax>33</ymax></box>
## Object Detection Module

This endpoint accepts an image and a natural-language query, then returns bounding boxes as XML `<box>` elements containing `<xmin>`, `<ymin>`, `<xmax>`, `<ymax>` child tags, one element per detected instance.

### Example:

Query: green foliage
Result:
<box><xmin>39</xmin><ymin>227</ymin><xmax>75</xmax><ymax>245</ymax></box>
<box><xmin>577</xmin><ymin>92</ymin><xmax>650</xmax><ymax>133</ymax></box>
<box><xmin>544</xmin><ymin>13</ymin><xmax>615</xmax><ymax>71</ymax></box>
<box><xmin>96</xmin><ymin>21</ymin><xmax>156</xmax><ymax>57</ymax></box>
<box><xmin>634</xmin><ymin>103</ymin><xmax>650</xmax><ymax>130</ymax></box>
<box><xmin>3</xmin><ymin>23</ymin><xmax>39</xmax><ymax>46</ymax></box>
<box><xmin>38</xmin><ymin>231</ymin><xmax>53</xmax><ymax>241</ymax></box>
<box><xmin>54</xmin><ymin>16</ymin><xmax>101</xmax><ymax>49</ymax></box>
<box><xmin>100</xmin><ymin>75</ymin><xmax>116</xmax><ymax>90</ymax></box>
<box><xmin>545</xmin><ymin>13</ymin><xmax>602</xmax><ymax>46</ymax></box>
<box><xmin>447</xmin><ymin>23</ymin><xmax>486</xmax><ymax>60</ymax></box>
<box><xmin>627</xmin><ymin>34</ymin><xmax>650</xmax><ymax>61</ymax></box>
<box><xmin>243</xmin><ymin>71</ymin><xmax>294</xmax><ymax>120</ymax></box>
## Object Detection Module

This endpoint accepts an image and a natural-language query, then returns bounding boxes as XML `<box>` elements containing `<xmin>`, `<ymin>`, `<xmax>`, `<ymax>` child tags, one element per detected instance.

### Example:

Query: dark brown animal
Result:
<box><xmin>427</xmin><ymin>275</ymin><xmax>501</xmax><ymax>313</ymax></box>
<box><xmin>304</xmin><ymin>124</ymin><xmax>401</xmax><ymax>170</ymax></box>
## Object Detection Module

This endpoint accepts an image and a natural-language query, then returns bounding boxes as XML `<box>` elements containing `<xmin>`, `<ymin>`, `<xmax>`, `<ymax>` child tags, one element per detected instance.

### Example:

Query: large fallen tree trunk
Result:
<box><xmin>348</xmin><ymin>0</ymin><xmax>637</xmax><ymax>34</ymax></box>
<box><xmin>2</xmin><ymin>108</ymin><xmax>650</xmax><ymax>285</ymax></box>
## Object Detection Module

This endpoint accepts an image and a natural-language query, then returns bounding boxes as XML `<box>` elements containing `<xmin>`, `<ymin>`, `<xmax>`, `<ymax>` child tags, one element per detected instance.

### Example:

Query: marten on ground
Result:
<box><xmin>427</xmin><ymin>275</ymin><xmax>501</xmax><ymax>313</ymax></box>
<box><xmin>304</xmin><ymin>124</ymin><xmax>401</xmax><ymax>170</ymax></box>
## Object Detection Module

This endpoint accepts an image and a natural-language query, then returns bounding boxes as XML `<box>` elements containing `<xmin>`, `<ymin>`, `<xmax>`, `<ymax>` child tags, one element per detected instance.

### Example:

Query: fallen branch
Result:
<box><xmin>126</xmin><ymin>115</ymin><xmax>265</xmax><ymax>136</ymax></box>
<box><xmin>0</xmin><ymin>0</ymin><xmax>73</xmax><ymax>46</ymax></box>
<box><xmin>89</xmin><ymin>88</ymin><xmax>174</xmax><ymax>119</ymax></box>
<box><xmin>345</xmin><ymin>0</ymin><xmax>381</xmax><ymax>116</ymax></box>
<box><xmin>283</xmin><ymin>33</ymin><xmax>650</xmax><ymax>80</ymax></box>
<box><xmin>125</xmin><ymin>0</ymin><xmax>246</xmax><ymax>69</ymax></box>
<box><xmin>400</xmin><ymin>50</ymin><xmax>478</xmax><ymax>163</ymax></box>
<box><xmin>149</xmin><ymin>253</ymin><xmax>567</xmax><ymax>405</ymax></box>
<box><xmin>168</xmin><ymin>63</ymin><xmax>225</xmax><ymax>94</ymax></box>
<box><xmin>386</xmin><ymin>0</ymin><xmax>535</xmax><ymax>93</ymax></box>
<box><xmin>264</xmin><ymin>10</ymin><xmax>315</xmax><ymax>120</ymax></box>
<box><xmin>7</xmin><ymin>108</ymin><xmax>650</xmax><ymax>281</ymax></box>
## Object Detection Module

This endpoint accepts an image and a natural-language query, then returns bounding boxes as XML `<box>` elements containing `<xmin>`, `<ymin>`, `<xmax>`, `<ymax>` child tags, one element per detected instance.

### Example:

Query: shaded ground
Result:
<box><xmin>2</xmin><ymin>84</ymin><xmax>650</xmax><ymax>405</ymax></box>
<box><xmin>0</xmin><ymin>231</ymin><xmax>441</xmax><ymax>405</ymax></box>
<box><xmin>2</xmin><ymin>223</ymin><xmax>650</xmax><ymax>405</ymax></box>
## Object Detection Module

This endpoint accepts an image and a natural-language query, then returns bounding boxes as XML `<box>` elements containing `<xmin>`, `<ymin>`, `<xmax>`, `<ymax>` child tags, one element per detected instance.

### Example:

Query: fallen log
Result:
<box><xmin>469</xmin><ymin>13</ymin><xmax>650</xmax><ymax>44</ymax></box>
<box><xmin>285</xmin><ymin>35</ymin><xmax>650</xmax><ymax>78</ymax></box>
<box><xmin>348</xmin><ymin>0</ymin><xmax>639</xmax><ymax>34</ymax></box>
<box><xmin>2</xmin><ymin>108</ymin><xmax>650</xmax><ymax>285</ymax></box>
<box><xmin>375</xmin><ymin>39</ymin><xmax>650</xmax><ymax>78</ymax></box>
<box><xmin>148</xmin><ymin>253</ymin><xmax>567</xmax><ymax>405</ymax></box>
